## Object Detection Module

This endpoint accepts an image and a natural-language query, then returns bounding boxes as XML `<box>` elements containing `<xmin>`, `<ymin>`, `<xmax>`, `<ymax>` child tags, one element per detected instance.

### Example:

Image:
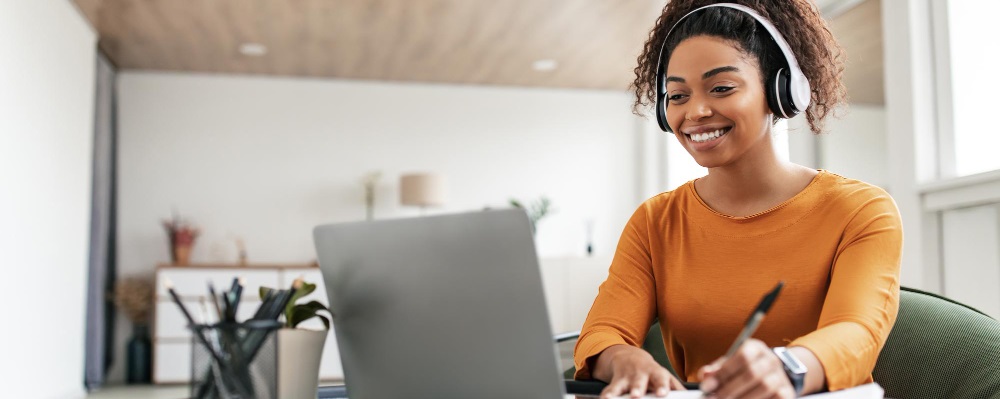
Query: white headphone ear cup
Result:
<box><xmin>789</xmin><ymin>72</ymin><xmax>812</xmax><ymax>112</ymax></box>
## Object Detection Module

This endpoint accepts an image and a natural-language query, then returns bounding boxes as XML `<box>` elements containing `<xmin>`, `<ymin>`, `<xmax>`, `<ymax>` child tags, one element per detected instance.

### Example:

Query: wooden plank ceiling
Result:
<box><xmin>73</xmin><ymin>0</ymin><xmax>662</xmax><ymax>91</ymax></box>
<box><xmin>73</xmin><ymin>0</ymin><xmax>883</xmax><ymax>103</ymax></box>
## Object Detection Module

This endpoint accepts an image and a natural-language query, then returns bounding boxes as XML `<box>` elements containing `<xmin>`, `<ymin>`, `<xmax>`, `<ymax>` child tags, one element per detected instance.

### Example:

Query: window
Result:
<box><xmin>946</xmin><ymin>0</ymin><xmax>1000</xmax><ymax>176</ymax></box>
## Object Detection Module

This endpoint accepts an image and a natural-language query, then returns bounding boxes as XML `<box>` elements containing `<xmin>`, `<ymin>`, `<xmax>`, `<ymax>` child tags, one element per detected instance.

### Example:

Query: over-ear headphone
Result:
<box><xmin>654</xmin><ymin>3</ymin><xmax>811</xmax><ymax>133</ymax></box>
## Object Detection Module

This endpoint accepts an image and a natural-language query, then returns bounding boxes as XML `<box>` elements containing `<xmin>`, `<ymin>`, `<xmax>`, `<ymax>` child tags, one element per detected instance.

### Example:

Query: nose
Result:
<box><xmin>685</xmin><ymin>96</ymin><xmax>713</xmax><ymax>122</ymax></box>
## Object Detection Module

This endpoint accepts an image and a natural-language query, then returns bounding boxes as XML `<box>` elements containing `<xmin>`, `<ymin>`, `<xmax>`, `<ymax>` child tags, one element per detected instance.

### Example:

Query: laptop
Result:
<box><xmin>313</xmin><ymin>209</ymin><xmax>567</xmax><ymax>399</ymax></box>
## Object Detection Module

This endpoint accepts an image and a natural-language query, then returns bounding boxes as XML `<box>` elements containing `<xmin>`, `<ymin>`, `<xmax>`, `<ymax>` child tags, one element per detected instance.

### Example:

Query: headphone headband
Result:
<box><xmin>654</xmin><ymin>3</ymin><xmax>811</xmax><ymax>131</ymax></box>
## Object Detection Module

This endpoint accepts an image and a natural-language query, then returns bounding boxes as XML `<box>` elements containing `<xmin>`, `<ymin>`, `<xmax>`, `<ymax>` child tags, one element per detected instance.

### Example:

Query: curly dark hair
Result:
<box><xmin>631</xmin><ymin>0</ymin><xmax>846</xmax><ymax>134</ymax></box>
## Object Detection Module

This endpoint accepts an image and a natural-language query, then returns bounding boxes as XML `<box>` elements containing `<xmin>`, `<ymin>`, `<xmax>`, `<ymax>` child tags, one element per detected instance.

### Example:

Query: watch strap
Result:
<box><xmin>772</xmin><ymin>346</ymin><xmax>806</xmax><ymax>396</ymax></box>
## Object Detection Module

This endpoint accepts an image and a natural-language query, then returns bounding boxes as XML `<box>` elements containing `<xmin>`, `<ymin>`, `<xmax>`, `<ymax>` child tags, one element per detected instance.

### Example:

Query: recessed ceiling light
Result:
<box><xmin>532</xmin><ymin>59</ymin><xmax>558</xmax><ymax>71</ymax></box>
<box><xmin>239</xmin><ymin>43</ymin><xmax>268</xmax><ymax>57</ymax></box>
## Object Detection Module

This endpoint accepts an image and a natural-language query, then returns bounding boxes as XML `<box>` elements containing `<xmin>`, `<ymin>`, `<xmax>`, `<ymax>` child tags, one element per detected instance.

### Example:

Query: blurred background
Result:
<box><xmin>1</xmin><ymin>0</ymin><xmax>998</xmax><ymax>397</ymax></box>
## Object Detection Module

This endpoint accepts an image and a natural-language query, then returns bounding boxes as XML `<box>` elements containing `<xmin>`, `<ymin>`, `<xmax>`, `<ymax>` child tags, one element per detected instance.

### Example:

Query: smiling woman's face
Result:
<box><xmin>664</xmin><ymin>35</ymin><xmax>773</xmax><ymax>168</ymax></box>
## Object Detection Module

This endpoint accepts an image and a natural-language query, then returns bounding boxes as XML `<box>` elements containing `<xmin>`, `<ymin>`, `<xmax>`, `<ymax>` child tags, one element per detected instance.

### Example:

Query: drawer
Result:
<box><xmin>154</xmin><ymin>341</ymin><xmax>192</xmax><ymax>384</ymax></box>
<box><xmin>157</xmin><ymin>268</ymin><xmax>280</xmax><ymax>300</ymax></box>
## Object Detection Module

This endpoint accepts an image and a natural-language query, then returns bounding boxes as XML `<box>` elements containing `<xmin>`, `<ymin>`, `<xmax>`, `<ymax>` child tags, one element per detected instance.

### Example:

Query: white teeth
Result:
<box><xmin>690</xmin><ymin>128</ymin><xmax>728</xmax><ymax>143</ymax></box>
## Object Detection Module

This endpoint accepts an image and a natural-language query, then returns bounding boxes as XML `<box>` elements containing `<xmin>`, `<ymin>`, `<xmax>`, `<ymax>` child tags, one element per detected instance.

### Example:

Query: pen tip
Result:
<box><xmin>163</xmin><ymin>277</ymin><xmax>174</xmax><ymax>289</ymax></box>
<box><xmin>238</xmin><ymin>277</ymin><xmax>246</xmax><ymax>285</ymax></box>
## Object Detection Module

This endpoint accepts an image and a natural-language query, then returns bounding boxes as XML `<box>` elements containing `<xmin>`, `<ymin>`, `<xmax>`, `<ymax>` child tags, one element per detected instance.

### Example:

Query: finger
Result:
<box><xmin>775</xmin><ymin>384</ymin><xmax>797</xmax><ymax>399</ymax></box>
<box><xmin>669</xmin><ymin>376</ymin><xmax>687</xmax><ymax>391</ymax></box>
<box><xmin>714</xmin><ymin>355</ymin><xmax>783</xmax><ymax>399</ymax></box>
<box><xmin>697</xmin><ymin>361</ymin><xmax>721</xmax><ymax>380</ymax></box>
<box><xmin>699</xmin><ymin>356</ymin><xmax>739</xmax><ymax>394</ymax></box>
<box><xmin>601</xmin><ymin>377</ymin><xmax>632</xmax><ymax>399</ymax></box>
<box><xmin>628</xmin><ymin>374</ymin><xmax>650</xmax><ymax>398</ymax></box>
<box><xmin>711</xmin><ymin>340</ymin><xmax>769</xmax><ymax>388</ymax></box>
<box><xmin>740</xmin><ymin>371</ymin><xmax>790</xmax><ymax>399</ymax></box>
<box><xmin>646</xmin><ymin>371</ymin><xmax>671</xmax><ymax>397</ymax></box>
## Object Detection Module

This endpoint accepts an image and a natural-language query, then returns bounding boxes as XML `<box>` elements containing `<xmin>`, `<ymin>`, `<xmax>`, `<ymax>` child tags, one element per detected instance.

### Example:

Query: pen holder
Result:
<box><xmin>189</xmin><ymin>320</ymin><xmax>282</xmax><ymax>399</ymax></box>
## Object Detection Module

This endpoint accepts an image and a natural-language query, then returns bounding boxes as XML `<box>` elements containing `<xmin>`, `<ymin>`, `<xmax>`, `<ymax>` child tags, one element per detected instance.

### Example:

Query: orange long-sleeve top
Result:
<box><xmin>573</xmin><ymin>170</ymin><xmax>902</xmax><ymax>391</ymax></box>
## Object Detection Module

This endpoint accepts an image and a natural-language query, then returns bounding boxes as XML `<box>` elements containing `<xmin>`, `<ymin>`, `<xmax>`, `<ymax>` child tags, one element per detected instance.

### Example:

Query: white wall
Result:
<box><xmin>816</xmin><ymin>105</ymin><xmax>889</xmax><ymax>189</ymax></box>
<box><xmin>788</xmin><ymin>106</ymin><xmax>889</xmax><ymax>190</ymax></box>
<box><xmin>112</xmin><ymin>72</ymin><xmax>643</xmax><ymax>381</ymax></box>
<box><xmin>941</xmin><ymin>204</ymin><xmax>1000</xmax><ymax>318</ymax></box>
<box><xmin>0</xmin><ymin>1</ymin><xmax>96</xmax><ymax>398</ymax></box>
<box><xmin>116</xmin><ymin>73</ymin><xmax>641</xmax><ymax>265</ymax></box>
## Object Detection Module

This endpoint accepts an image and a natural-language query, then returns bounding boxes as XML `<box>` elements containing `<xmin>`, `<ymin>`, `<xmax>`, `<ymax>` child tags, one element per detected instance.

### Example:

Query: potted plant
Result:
<box><xmin>162</xmin><ymin>214</ymin><xmax>200</xmax><ymax>265</ymax></box>
<box><xmin>113</xmin><ymin>276</ymin><xmax>155</xmax><ymax>384</ymax></box>
<box><xmin>260</xmin><ymin>279</ymin><xmax>333</xmax><ymax>399</ymax></box>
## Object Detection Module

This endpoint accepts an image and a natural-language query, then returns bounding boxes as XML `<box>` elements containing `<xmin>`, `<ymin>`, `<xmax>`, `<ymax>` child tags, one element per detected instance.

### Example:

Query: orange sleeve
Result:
<box><xmin>789</xmin><ymin>193</ymin><xmax>902</xmax><ymax>391</ymax></box>
<box><xmin>573</xmin><ymin>204</ymin><xmax>658</xmax><ymax>380</ymax></box>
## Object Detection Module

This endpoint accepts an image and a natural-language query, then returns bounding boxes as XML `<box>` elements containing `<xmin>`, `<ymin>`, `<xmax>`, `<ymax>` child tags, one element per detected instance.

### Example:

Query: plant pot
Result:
<box><xmin>173</xmin><ymin>244</ymin><xmax>192</xmax><ymax>265</ymax></box>
<box><xmin>277</xmin><ymin>328</ymin><xmax>327</xmax><ymax>399</ymax></box>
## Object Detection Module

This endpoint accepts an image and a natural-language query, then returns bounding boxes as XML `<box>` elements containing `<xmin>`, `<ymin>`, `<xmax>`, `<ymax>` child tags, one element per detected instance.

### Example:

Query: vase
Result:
<box><xmin>173</xmin><ymin>244</ymin><xmax>192</xmax><ymax>265</ymax></box>
<box><xmin>277</xmin><ymin>328</ymin><xmax>327</xmax><ymax>399</ymax></box>
<box><xmin>126</xmin><ymin>324</ymin><xmax>152</xmax><ymax>384</ymax></box>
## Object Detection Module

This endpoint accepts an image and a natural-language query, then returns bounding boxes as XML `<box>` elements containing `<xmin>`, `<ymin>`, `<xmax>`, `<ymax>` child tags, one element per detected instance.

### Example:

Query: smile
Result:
<box><xmin>687</xmin><ymin>127</ymin><xmax>732</xmax><ymax>143</ymax></box>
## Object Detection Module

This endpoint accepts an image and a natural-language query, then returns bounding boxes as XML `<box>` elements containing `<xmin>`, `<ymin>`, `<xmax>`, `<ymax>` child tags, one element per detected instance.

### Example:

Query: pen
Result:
<box><xmin>724</xmin><ymin>281</ymin><xmax>784</xmax><ymax>358</ymax></box>
<box><xmin>207</xmin><ymin>282</ymin><xmax>223</xmax><ymax>321</ymax></box>
<box><xmin>163</xmin><ymin>278</ymin><xmax>224</xmax><ymax>364</ymax></box>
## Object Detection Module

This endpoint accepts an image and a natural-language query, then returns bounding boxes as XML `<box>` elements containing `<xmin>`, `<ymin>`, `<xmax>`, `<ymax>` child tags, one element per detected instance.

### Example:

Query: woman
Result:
<box><xmin>573</xmin><ymin>1</ymin><xmax>902</xmax><ymax>398</ymax></box>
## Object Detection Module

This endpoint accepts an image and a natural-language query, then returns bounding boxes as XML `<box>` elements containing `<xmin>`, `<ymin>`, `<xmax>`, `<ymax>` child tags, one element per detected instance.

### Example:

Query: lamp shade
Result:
<box><xmin>399</xmin><ymin>173</ymin><xmax>446</xmax><ymax>207</ymax></box>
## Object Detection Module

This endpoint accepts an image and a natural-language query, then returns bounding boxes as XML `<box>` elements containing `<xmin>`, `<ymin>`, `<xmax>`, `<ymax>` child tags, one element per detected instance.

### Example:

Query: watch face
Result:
<box><xmin>776</xmin><ymin>348</ymin><xmax>808</xmax><ymax>375</ymax></box>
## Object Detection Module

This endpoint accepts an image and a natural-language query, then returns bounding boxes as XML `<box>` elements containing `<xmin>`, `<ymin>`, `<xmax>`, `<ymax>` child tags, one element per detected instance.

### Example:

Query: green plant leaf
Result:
<box><xmin>316</xmin><ymin>314</ymin><xmax>330</xmax><ymax>330</ymax></box>
<box><xmin>298</xmin><ymin>282</ymin><xmax>317</xmax><ymax>298</ymax></box>
<box><xmin>298</xmin><ymin>300</ymin><xmax>328</xmax><ymax>315</ymax></box>
<box><xmin>282</xmin><ymin>281</ymin><xmax>317</xmax><ymax>327</ymax></box>
<box><xmin>288</xmin><ymin>300</ymin><xmax>332</xmax><ymax>330</ymax></box>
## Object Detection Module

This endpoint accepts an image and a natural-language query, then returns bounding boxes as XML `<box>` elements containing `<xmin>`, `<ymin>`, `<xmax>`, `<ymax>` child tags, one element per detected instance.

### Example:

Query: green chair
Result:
<box><xmin>872</xmin><ymin>288</ymin><xmax>1000</xmax><ymax>399</ymax></box>
<box><xmin>559</xmin><ymin>287</ymin><xmax>1000</xmax><ymax>399</ymax></box>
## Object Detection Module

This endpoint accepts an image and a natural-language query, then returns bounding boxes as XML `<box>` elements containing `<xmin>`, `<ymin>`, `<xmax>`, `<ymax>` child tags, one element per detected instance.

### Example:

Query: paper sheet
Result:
<box><xmin>606</xmin><ymin>382</ymin><xmax>884</xmax><ymax>399</ymax></box>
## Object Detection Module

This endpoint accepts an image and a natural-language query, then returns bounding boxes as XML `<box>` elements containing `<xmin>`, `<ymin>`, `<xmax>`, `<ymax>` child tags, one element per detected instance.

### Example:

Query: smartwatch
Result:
<box><xmin>772</xmin><ymin>346</ymin><xmax>807</xmax><ymax>396</ymax></box>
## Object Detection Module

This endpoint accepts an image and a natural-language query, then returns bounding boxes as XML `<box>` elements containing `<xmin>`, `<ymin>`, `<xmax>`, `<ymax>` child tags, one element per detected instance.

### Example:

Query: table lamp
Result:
<box><xmin>400</xmin><ymin>173</ymin><xmax>447</xmax><ymax>214</ymax></box>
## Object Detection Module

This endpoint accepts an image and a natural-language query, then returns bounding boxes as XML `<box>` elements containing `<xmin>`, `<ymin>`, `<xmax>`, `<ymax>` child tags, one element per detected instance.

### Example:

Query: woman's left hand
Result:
<box><xmin>697</xmin><ymin>339</ymin><xmax>795</xmax><ymax>399</ymax></box>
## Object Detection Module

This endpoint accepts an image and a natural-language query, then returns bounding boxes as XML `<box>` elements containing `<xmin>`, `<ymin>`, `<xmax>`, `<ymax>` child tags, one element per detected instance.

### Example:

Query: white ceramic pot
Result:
<box><xmin>277</xmin><ymin>328</ymin><xmax>327</xmax><ymax>399</ymax></box>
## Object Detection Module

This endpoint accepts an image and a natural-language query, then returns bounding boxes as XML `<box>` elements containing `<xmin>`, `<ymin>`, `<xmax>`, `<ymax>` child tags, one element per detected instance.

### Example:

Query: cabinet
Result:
<box><xmin>153</xmin><ymin>264</ymin><xmax>343</xmax><ymax>384</ymax></box>
<box><xmin>538</xmin><ymin>256</ymin><xmax>612</xmax><ymax>334</ymax></box>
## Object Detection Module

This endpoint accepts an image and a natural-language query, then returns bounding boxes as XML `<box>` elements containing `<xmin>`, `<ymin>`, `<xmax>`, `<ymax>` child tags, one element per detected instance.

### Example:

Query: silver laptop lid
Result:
<box><xmin>313</xmin><ymin>209</ymin><xmax>565</xmax><ymax>399</ymax></box>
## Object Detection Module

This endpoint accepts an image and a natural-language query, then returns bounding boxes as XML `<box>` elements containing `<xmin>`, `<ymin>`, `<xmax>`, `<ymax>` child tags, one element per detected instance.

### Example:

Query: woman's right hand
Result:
<box><xmin>593</xmin><ymin>344</ymin><xmax>686</xmax><ymax>398</ymax></box>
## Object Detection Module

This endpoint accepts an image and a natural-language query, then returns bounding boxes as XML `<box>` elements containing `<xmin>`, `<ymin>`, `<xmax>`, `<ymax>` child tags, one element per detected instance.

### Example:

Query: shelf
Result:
<box><xmin>157</xmin><ymin>263</ymin><xmax>318</xmax><ymax>269</ymax></box>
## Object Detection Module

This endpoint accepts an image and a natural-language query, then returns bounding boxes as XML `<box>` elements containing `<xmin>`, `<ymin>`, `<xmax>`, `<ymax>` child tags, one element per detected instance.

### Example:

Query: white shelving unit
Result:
<box><xmin>152</xmin><ymin>264</ymin><xmax>343</xmax><ymax>384</ymax></box>
<box><xmin>150</xmin><ymin>257</ymin><xmax>612</xmax><ymax>384</ymax></box>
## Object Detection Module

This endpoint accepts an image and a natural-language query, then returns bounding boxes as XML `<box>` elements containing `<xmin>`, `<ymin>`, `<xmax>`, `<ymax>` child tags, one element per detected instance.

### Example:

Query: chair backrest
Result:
<box><xmin>567</xmin><ymin>288</ymin><xmax>1000</xmax><ymax>399</ymax></box>
<box><xmin>873</xmin><ymin>287</ymin><xmax>1000</xmax><ymax>399</ymax></box>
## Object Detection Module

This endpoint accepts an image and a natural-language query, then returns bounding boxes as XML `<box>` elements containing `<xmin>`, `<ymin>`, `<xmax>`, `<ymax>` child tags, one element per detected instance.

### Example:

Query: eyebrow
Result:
<box><xmin>665</xmin><ymin>66</ymin><xmax>741</xmax><ymax>84</ymax></box>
